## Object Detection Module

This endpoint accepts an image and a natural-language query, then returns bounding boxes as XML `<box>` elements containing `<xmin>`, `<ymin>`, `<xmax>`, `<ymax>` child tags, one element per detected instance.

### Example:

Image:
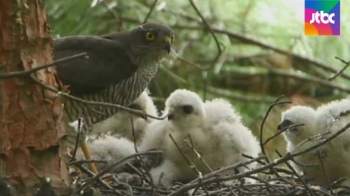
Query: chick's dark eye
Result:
<box><xmin>182</xmin><ymin>105</ymin><xmax>193</xmax><ymax>114</ymax></box>
<box><xmin>146</xmin><ymin>32</ymin><xmax>155</xmax><ymax>40</ymax></box>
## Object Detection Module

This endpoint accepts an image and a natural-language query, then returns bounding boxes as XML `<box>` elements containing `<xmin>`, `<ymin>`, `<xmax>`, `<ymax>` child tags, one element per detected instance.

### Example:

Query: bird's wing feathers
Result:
<box><xmin>54</xmin><ymin>36</ymin><xmax>139</xmax><ymax>95</ymax></box>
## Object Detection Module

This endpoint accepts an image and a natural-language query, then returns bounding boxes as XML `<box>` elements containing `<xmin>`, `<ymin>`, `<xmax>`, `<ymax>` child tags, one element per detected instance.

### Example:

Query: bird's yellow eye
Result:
<box><xmin>171</xmin><ymin>35</ymin><xmax>175</xmax><ymax>42</ymax></box>
<box><xmin>146</xmin><ymin>32</ymin><xmax>155</xmax><ymax>40</ymax></box>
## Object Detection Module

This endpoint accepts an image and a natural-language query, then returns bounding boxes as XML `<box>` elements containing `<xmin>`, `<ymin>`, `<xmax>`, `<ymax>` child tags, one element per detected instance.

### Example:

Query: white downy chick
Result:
<box><xmin>76</xmin><ymin>135</ymin><xmax>136</xmax><ymax>173</ymax></box>
<box><xmin>92</xmin><ymin>90</ymin><xmax>158</xmax><ymax>144</ymax></box>
<box><xmin>315</xmin><ymin>98</ymin><xmax>350</xmax><ymax>186</ymax></box>
<box><xmin>138</xmin><ymin>118</ymin><xmax>169</xmax><ymax>152</ymax></box>
<box><xmin>203</xmin><ymin>98</ymin><xmax>260</xmax><ymax>172</ymax></box>
<box><xmin>144</xmin><ymin>89</ymin><xmax>260</xmax><ymax>185</ymax></box>
<box><xmin>279</xmin><ymin>105</ymin><xmax>348</xmax><ymax>186</ymax></box>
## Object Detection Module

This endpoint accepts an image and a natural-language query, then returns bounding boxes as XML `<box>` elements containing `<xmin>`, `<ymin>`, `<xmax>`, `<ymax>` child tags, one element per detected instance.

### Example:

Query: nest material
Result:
<box><xmin>70</xmin><ymin>149</ymin><xmax>350</xmax><ymax>196</ymax></box>
<box><xmin>69</xmin><ymin>98</ymin><xmax>350</xmax><ymax>196</ymax></box>
<box><xmin>73</xmin><ymin>162</ymin><xmax>350</xmax><ymax>196</ymax></box>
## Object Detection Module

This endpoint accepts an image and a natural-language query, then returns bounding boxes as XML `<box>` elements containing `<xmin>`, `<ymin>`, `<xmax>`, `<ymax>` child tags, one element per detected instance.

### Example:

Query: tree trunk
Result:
<box><xmin>0</xmin><ymin>0</ymin><xmax>70</xmax><ymax>195</ymax></box>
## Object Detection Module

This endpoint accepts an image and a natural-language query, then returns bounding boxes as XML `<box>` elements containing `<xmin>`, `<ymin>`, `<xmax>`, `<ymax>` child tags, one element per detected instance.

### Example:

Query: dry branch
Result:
<box><xmin>0</xmin><ymin>53</ymin><xmax>87</xmax><ymax>79</ymax></box>
<box><xmin>329</xmin><ymin>56</ymin><xmax>350</xmax><ymax>81</ymax></box>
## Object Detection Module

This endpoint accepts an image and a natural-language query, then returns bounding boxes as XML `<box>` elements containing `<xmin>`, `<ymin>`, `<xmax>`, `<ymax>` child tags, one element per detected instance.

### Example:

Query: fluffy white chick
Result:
<box><xmin>138</xmin><ymin>118</ymin><xmax>169</xmax><ymax>152</ymax></box>
<box><xmin>316</xmin><ymin>98</ymin><xmax>350</xmax><ymax>151</ymax></box>
<box><xmin>144</xmin><ymin>89</ymin><xmax>260</xmax><ymax>185</ymax></box>
<box><xmin>76</xmin><ymin>135</ymin><xmax>136</xmax><ymax>172</ymax></box>
<box><xmin>315</xmin><ymin>98</ymin><xmax>350</xmax><ymax>185</ymax></box>
<box><xmin>92</xmin><ymin>90</ymin><xmax>158</xmax><ymax>144</ymax></box>
<box><xmin>203</xmin><ymin>98</ymin><xmax>260</xmax><ymax>170</ymax></box>
<box><xmin>279</xmin><ymin>105</ymin><xmax>349</xmax><ymax>186</ymax></box>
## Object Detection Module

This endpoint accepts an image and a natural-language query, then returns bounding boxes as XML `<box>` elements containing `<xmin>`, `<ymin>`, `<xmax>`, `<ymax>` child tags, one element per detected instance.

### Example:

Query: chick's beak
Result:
<box><xmin>167</xmin><ymin>107</ymin><xmax>175</xmax><ymax>120</ymax></box>
<box><xmin>277</xmin><ymin>124</ymin><xmax>282</xmax><ymax>132</ymax></box>
<box><xmin>164</xmin><ymin>36</ymin><xmax>172</xmax><ymax>53</ymax></box>
<box><xmin>168</xmin><ymin>113</ymin><xmax>175</xmax><ymax>120</ymax></box>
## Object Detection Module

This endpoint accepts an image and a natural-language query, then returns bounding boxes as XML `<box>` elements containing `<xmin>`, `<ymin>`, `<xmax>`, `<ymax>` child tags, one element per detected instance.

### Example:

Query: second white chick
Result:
<box><xmin>92</xmin><ymin>90</ymin><xmax>158</xmax><ymax>144</ymax></box>
<box><xmin>142</xmin><ymin>89</ymin><xmax>260</xmax><ymax>185</ymax></box>
<box><xmin>279</xmin><ymin>105</ymin><xmax>349</xmax><ymax>186</ymax></box>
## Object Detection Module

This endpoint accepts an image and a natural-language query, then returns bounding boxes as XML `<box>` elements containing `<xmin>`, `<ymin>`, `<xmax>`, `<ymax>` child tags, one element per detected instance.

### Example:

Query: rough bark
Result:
<box><xmin>0</xmin><ymin>0</ymin><xmax>70</xmax><ymax>195</ymax></box>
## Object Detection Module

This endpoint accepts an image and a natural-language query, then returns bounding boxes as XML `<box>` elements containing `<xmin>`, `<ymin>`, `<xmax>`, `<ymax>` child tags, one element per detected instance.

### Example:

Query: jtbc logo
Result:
<box><xmin>310</xmin><ymin>11</ymin><xmax>335</xmax><ymax>24</ymax></box>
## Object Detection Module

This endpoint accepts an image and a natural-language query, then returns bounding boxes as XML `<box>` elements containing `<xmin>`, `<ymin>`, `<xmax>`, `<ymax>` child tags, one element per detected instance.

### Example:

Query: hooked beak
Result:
<box><xmin>164</xmin><ymin>36</ymin><xmax>172</xmax><ymax>53</ymax></box>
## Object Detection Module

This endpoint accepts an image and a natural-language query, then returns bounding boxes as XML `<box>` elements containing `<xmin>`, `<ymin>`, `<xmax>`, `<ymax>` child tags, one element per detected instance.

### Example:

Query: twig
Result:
<box><xmin>76</xmin><ymin>164</ymin><xmax>124</xmax><ymax>196</ymax></box>
<box><xmin>187</xmin><ymin>0</ymin><xmax>223</xmax><ymax>100</ymax></box>
<box><xmin>245</xmin><ymin>175</ymin><xmax>284</xmax><ymax>195</ymax></box>
<box><xmin>169</xmin><ymin>134</ymin><xmax>210</xmax><ymax>194</ymax></box>
<box><xmin>131</xmin><ymin>117</ymin><xmax>137</xmax><ymax>151</ymax></box>
<box><xmin>100</xmin><ymin>0</ymin><xmax>121</xmax><ymax>22</ymax></box>
<box><xmin>185</xmin><ymin>134</ymin><xmax>213</xmax><ymax>172</ymax></box>
<box><xmin>125</xmin><ymin>162</ymin><xmax>143</xmax><ymax>178</ymax></box>
<box><xmin>156</xmin><ymin>172</ymin><xmax>164</xmax><ymax>195</ymax></box>
<box><xmin>131</xmin><ymin>186</ymin><xmax>171</xmax><ymax>195</ymax></box>
<box><xmin>317</xmin><ymin>150</ymin><xmax>333</xmax><ymax>194</ymax></box>
<box><xmin>168</xmin><ymin>134</ymin><xmax>203</xmax><ymax>178</ymax></box>
<box><xmin>186</xmin><ymin>135</ymin><xmax>235</xmax><ymax>196</ymax></box>
<box><xmin>143</xmin><ymin>0</ymin><xmax>158</xmax><ymax>23</ymax></box>
<box><xmin>259</xmin><ymin>95</ymin><xmax>291</xmax><ymax>160</ymax></box>
<box><xmin>294</xmin><ymin>131</ymin><xmax>331</xmax><ymax>151</ymax></box>
<box><xmin>286</xmin><ymin>130</ymin><xmax>332</xmax><ymax>169</ymax></box>
<box><xmin>69</xmin><ymin>159</ymin><xmax>107</xmax><ymax>166</ymax></box>
<box><xmin>290</xmin><ymin>157</ymin><xmax>319</xmax><ymax>168</ymax></box>
<box><xmin>331</xmin><ymin>177</ymin><xmax>348</xmax><ymax>187</ymax></box>
<box><xmin>0</xmin><ymin>53</ymin><xmax>87</xmax><ymax>79</ymax></box>
<box><xmin>189</xmin><ymin>156</ymin><xmax>266</xmax><ymax>185</ymax></box>
<box><xmin>329</xmin><ymin>56</ymin><xmax>350</xmax><ymax>81</ymax></box>
<box><xmin>130</xmin><ymin>117</ymin><xmax>156</xmax><ymax>194</ymax></box>
<box><xmin>186</xmin><ymin>135</ymin><xmax>210</xmax><ymax>196</ymax></box>
<box><xmin>175</xmin><ymin>56</ymin><xmax>207</xmax><ymax>70</ymax></box>
<box><xmin>188</xmin><ymin>0</ymin><xmax>222</xmax><ymax>63</ymax></box>
<box><xmin>240</xmin><ymin>156</ymin><xmax>296</xmax><ymax>190</ymax></box>
<box><xmin>77</xmin><ymin>151</ymin><xmax>163</xmax><ymax>194</ymax></box>
<box><xmin>71</xmin><ymin>117</ymin><xmax>84</xmax><ymax>161</ymax></box>
<box><xmin>263</xmin><ymin>123</ymin><xmax>304</xmax><ymax>146</ymax></box>
<box><xmin>275</xmin><ymin>149</ymin><xmax>316</xmax><ymax>196</ymax></box>
<box><xmin>111</xmin><ymin>175</ymin><xmax>133</xmax><ymax>196</ymax></box>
